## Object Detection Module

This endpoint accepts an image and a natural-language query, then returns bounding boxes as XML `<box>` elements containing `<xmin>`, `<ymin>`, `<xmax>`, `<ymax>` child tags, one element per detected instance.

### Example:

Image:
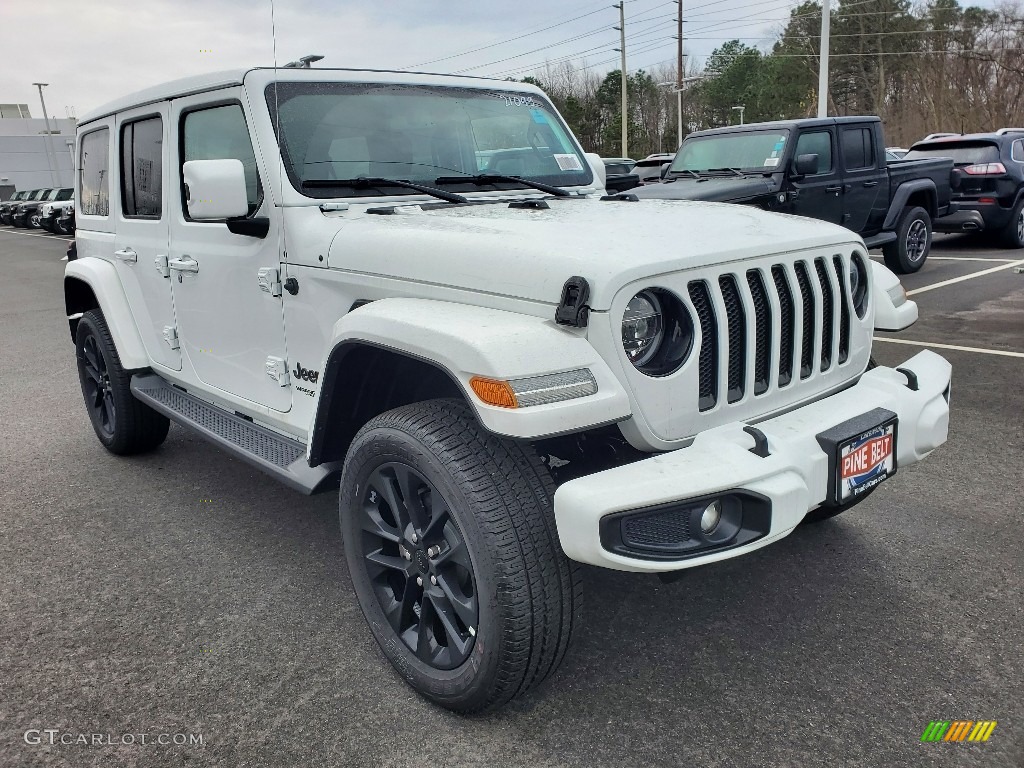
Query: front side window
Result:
<box><xmin>181</xmin><ymin>104</ymin><xmax>262</xmax><ymax>215</ymax></box>
<box><xmin>670</xmin><ymin>130</ymin><xmax>790</xmax><ymax>173</ymax></box>
<box><xmin>794</xmin><ymin>131</ymin><xmax>834</xmax><ymax>175</ymax></box>
<box><xmin>121</xmin><ymin>117</ymin><xmax>163</xmax><ymax>217</ymax></box>
<box><xmin>79</xmin><ymin>129</ymin><xmax>110</xmax><ymax>216</ymax></box>
<box><xmin>265</xmin><ymin>82</ymin><xmax>592</xmax><ymax>198</ymax></box>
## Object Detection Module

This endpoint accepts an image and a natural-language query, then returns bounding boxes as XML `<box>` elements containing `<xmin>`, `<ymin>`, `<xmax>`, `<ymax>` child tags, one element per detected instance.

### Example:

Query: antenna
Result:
<box><xmin>283</xmin><ymin>54</ymin><xmax>324</xmax><ymax>69</ymax></box>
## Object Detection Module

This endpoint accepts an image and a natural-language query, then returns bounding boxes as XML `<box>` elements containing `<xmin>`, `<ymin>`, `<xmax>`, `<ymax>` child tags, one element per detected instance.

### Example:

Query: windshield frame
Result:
<box><xmin>669</xmin><ymin>128</ymin><xmax>792</xmax><ymax>175</ymax></box>
<box><xmin>264</xmin><ymin>81</ymin><xmax>593</xmax><ymax>200</ymax></box>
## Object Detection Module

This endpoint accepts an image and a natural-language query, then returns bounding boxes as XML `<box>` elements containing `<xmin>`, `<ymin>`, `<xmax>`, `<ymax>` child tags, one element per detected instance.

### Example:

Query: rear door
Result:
<box><xmin>839</xmin><ymin>125</ymin><xmax>884</xmax><ymax>234</ymax></box>
<box><xmin>789</xmin><ymin>129</ymin><xmax>843</xmax><ymax>224</ymax></box>
<box><xmin>112</xmin><ymin>105</ymin><xmax>180</xmax><ymax>370</ymax></box>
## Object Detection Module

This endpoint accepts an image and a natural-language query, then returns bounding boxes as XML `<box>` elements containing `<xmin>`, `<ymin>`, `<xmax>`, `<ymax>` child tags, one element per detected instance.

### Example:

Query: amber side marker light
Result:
<box><xmin>469</xmin><ymin>377</ymin><xmax>519</xmax><ymax>408</ymax></box>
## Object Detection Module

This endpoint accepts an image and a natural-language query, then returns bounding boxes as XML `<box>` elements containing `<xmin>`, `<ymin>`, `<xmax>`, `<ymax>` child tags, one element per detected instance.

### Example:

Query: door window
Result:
<box><xmin>1012</xmin><ymin>140</ymin><xmax>1024</xmax><ymax>163</ymax></box>
<box><xmin>121</xmin><ymin>117</ymin><xmax>163</xmax><ymax>218</ymax></box>
<box><xmin>794</xmin><ymin>131</ymin><xmax>833</xmax><ymax>175</ymax></box>
<box><xmin>841</xmin><ymin>128</ymin><xmax>874</xmax><ymax>170</ymax></box>
<box><xmin>181</xmin><ymin>104</ymin><xmax>262</xmax><ymax>216</ymax></box>
<box><xmin>79</xmin><ymin>129</ymin><xmax>110</xmax><ymax>216</ymax></box>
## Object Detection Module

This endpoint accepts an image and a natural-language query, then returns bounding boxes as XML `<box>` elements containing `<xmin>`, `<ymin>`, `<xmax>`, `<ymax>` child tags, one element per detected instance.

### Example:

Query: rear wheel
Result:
<box><xmin>883</xmin><ymin>206</ymin><xmax>931</xmax><ymax>273</ymax></box>
<box><xmin>340</xmin><ymin>399</ymin><xmax>581</xmax><ymax>713</ymax></box>
<box><xmin>999</xmin><ymin>199</ymin><xmax>1024</xmax><ymax>248</ymax></box>
<box><xmin>75</xmin><ymin>309</ymin><xmax>170</xmax><ymax>455</ymax></box>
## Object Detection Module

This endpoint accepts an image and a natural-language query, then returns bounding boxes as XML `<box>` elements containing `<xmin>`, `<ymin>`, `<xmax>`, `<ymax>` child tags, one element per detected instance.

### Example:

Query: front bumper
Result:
<box><xmin>554</xmin><ymin>350</ymin><xmax>951</xmax><ymax>572</ymax></box>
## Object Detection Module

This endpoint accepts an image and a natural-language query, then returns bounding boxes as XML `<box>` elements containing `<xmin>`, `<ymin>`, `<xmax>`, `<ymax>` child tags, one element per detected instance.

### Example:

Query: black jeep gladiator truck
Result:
<box><xmin>633</xmin><ymin>116</ymin><xmax>956</xmax><ymax>273</ymax></box>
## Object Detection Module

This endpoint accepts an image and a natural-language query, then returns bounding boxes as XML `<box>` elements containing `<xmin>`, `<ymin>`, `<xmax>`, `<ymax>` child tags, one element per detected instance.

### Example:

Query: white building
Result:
<box><xmin>0</xmin><ymin>104</ymin><xmax>76</xmax><ymax>197</ymax></box>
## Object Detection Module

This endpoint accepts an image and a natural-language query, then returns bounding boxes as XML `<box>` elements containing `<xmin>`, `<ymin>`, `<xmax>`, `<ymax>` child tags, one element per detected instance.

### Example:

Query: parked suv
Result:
<box><xmin>908</xmin><ymin>129</ymin><xmax>1024</xmax><ymax>247</ymax></box>
<box><xmin>40</xmin><ymin>197</ymin><xmax>75</xmax><ymax>233</ymax></box>
<box><xmin>13</xmin><ymin>187</ymin><xmax>73</xmax><ymax>228</ymax></box>
<box><xmin>65</xmin><ymin>66</ymin><xmax>950</xmax><ymax>713</ymax></box>
<box><xmin>1</xmin><ymin>189</ymin><xmax>42</xmax><ymax>225</ymax></box>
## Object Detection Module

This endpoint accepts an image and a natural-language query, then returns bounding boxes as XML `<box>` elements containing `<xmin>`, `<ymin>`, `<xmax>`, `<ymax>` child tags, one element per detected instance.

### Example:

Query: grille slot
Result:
<box><xmin>719</xmin><ymin>275</ymin><xmax>746</xmax><ymax>403</ymax></box>
<box><xmin>688</xmin><ymin>281</ymin><xmax>718</xmax><ymax>411</ymax></box>
<box><xmin>814</xmin><ymin>258</ymin><xmax>835</xmax><ymax>371</ymax></box>
<box><xmin>794</xmin><ymin>261</ymin><xmax>815</xmax><ymax>379</ymax></box>
<box><xmin>771</xmin><ymin>265</ymin><xmax>795</xmax><ymax>387</ymax></box>
<box><xmin>746</xmin><ymin>269</ymin><xmax>771</xmax><ymax>395</ymax></box>
<box><xmin>622</xmin><ymin>508</ymin><xmax>691</xmax><ymax>548</ymax></box>
<box><xmin>833</xmin><ymin>255</ymin><xmax>851</xmax><ymax>363</ymax></box>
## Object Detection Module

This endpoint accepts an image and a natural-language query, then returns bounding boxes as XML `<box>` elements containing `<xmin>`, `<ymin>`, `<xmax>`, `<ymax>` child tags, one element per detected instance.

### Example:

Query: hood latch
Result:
<box><xmin>555</xmin><ymin>276</ymin><xmax>591</xmax><ymax>328</ymax></box>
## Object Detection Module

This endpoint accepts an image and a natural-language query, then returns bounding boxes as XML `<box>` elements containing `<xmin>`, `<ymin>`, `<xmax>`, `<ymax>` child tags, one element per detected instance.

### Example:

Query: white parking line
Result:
<box><xmin>874</xmin><ymin>337</ymin><xmax>1024</xmax><ymax>359</ymax></box>
<box><xmin>927</xmin><ymin>256</ymin><xmax>1019</xmax><ymax>263</ymax></box>
<box><xmin>907</xmin><ymin>258</ymin><xmax>1024</xmax><ymax>295</ymax></box>
<box><xmin>0</xmin><ymin>228</ymin><xmax>71</xmax><ymax>243</ymax></box>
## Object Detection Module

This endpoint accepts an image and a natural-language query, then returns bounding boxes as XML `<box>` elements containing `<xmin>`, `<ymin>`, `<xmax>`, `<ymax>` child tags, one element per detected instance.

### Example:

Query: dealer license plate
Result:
<box><xmin>837</xmin><ymin>421</ymin><xmax>896</xmax><ymax>502</ymax></box>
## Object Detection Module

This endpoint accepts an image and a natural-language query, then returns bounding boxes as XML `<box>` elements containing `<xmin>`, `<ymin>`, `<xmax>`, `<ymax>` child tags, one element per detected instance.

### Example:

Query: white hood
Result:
<box><xmin>326</xmin><ymin>199</ymin><xmax>863</xmax><ymax>310</ymax></box>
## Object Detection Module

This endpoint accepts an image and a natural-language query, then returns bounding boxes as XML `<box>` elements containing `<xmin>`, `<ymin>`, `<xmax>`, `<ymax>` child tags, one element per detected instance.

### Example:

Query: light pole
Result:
<box><xmin>818</xmin><ymin>0</ymin><xmax>830</xmax><ymax>117</ymax></box>
<box><xmin>33</xmin><ymin>83</ymin><xmax>59</xmax><ymax>187</ymax></box>
<box><xmin>613</xmin><ymin>2</ymin><xmax>628</xmax><ymax>158</ymax></box>
<box><xmin>732</xmin><ymin>105</ymin><xmax>745</xmax><ymax>125</ymax></box>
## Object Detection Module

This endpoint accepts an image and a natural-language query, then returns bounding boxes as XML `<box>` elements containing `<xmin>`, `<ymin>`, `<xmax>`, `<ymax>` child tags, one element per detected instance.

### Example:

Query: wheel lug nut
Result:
<box><xmin>427</xmin><ymin>546</ymin><xmax>440</xmax><ymax>557</ymax></box>
<box><xmin>400</xmin><ymin>547</ymin><xmax>411</xmax><ymax>560</ymax></box>
<box><xmin>430</xmin><ymin>575</ymin><xmax>437</xmax><ymax>586</ymax></box>
<box><xmin>416</xmin><ymin>576</ymin><xmax>423</xmax><ymax>587</ymax></box>
<box><xmin>411</xmin><ymin>533</ymin><xmax>418</xmax><ymax>543</ymax></box>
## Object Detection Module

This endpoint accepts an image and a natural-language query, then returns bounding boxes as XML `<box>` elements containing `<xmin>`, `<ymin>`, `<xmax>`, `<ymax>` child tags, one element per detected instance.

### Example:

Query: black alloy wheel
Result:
<box><xmin>360</xmin><ymin>461</ymin><xmax>478</xmax><ymax>670</ymax></box>
<box><xmin>79</xmin><ymin>331</ymin><xmax>117</xmax><ymax>440</ymax></box>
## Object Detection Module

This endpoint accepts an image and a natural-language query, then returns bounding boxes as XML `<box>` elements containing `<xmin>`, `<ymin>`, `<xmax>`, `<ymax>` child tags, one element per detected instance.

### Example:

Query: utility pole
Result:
<box><xmin>33</xmin><ymin>83</ymin><xmax>58</xmax><ymax>186</ymax></box>
<box><xmin>676</xmin><ymin>0</ymin><xmax>684</xmax><ymax>147</ymax></box>
<box><xmin>817</xmin><ymin>0</ymin><xmax>830</xmax><ymax>117</ymax></box>
<box><xmin>614</xmin><ymin>2</ymin><xmax>628</xmax><ymax>158</ymax></box>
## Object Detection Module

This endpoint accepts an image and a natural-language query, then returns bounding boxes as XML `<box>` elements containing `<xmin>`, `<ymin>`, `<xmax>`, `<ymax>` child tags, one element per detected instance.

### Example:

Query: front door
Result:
<box><xmin>112</xmin><ymin>106</ymin><xmax>179</xmax><ymax>370</ymax></box>
<box><xmin>167</xmin><ymin>92</ymin><xmax>290</xmax><ymax>411</ymax></box>
<box><xmin>789</xmin><ymin>129</ymin><xmax>844</xmax><ymax>225</ymax></box>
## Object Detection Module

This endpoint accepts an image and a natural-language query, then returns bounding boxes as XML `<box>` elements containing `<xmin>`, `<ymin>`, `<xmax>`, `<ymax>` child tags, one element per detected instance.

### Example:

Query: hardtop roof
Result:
<box><xmin>687</xmin><ymin>115</ymin><xmax>881</xmax><ymax>139</ymax></box>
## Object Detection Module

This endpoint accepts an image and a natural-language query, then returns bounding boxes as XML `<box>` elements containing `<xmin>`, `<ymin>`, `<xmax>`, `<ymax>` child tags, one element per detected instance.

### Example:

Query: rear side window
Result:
<box><xmin>795</xmin><ymin>131</ymin><xmax>833</xmax><ymax>174</ymax></box>
<box><xmin>1012</xmin><ymin>140</ymin><xmax>1024</xmax><ymax>163</ymax></box>
<box><xmin>841</xmin><ymin>128</ymin><xmax>874</xmax><ymax>170</ymax></box>
<box><xmin>905</xmin><ymin>142</ymin><xmax>999</xmax><ymax>165</ymax></box>
<box><xmin>181</xmin><ymin>104</ymin><xmax>262</xmax><ymax>215</ymax></box>
<box><xmin>121</xmin><ymin>117</ymin><xmax>163</xmax><ymax>218</ymax></box>
<box><xmin>79</xmin><ymin>129</ymin><xmax>110</xmax><ymax>216</ymax></box>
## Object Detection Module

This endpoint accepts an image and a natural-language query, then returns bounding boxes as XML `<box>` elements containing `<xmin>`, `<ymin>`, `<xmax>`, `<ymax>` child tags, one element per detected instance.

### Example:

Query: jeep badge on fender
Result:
<box><xmin>63</xmin><ymin>63</ymin><xmax>951</xmax><ymax>714</ymax></box>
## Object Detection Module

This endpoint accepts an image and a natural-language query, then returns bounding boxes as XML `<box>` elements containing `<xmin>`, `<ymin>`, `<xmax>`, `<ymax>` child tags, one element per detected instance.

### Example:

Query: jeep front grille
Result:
<box><xmin>688</xmin><ymin>255</ymin><xmax>856</xmax><ymax>412</ymax></box>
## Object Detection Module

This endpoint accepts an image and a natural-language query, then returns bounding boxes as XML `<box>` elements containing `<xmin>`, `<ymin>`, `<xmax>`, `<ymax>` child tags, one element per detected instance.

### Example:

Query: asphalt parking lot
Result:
<box><xmin>0</xmin><ymin>227</ymin><xmax>1021</xmax><ymax>768</ymax></box>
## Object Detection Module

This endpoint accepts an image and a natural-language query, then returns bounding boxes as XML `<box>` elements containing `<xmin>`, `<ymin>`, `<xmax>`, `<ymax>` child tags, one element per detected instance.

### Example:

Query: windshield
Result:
<box><xmin>669</xmin><ymin>129</ymin><xmax>790</xmax><ymax>173</ymax></box>
<box><xmin>265</xmin><ymin>82</ymin><xmax>591</xmax><ymax>198</ymax></box>
<box><xmin>905</xmin><ymin>142</ymin><xmax>999</xmax><ymax>165</ymax></box>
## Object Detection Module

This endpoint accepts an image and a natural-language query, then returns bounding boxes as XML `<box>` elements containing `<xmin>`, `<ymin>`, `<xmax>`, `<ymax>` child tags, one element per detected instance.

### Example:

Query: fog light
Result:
<box><xmin>700</xmin><ymin>500</ymin><xmax>723</xmax><ymax>533</ymax></box>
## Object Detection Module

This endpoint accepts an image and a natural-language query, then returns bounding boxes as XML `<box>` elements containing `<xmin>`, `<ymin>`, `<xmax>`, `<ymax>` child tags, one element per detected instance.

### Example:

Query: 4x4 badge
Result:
<box><xmin>292</xmin><ymin>362</ymin><xmax>320</xmax><ymax>384</ymax></box>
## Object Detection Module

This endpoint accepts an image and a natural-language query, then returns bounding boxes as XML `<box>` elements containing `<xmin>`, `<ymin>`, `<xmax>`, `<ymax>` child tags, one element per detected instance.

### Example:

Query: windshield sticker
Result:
<box><xmin>530</xmin><ymin>108</ymin><xmax>548</xmax><ymax>124</ymax></box>
<box><xmin>554</xmin><ymin>154</ymin><xmax>584</xmax><ymax>172</ymax></box>
<box><xmin>764</xmin><ymin>157</ymin><xmax>780</xmax><ymax>167</ymax></box>
<box><xmin>770</xmin><ymin>150</ymin><xmax>779</xmax><ymax>158</ymax></box>
<box><xmin>499</xmin><ymin>93</ymin><xmax>539</xmax><ymax>108</ymax></box>
<box><xmin>774</xmin><ymin>140</ymin><xmax>785</xmax><ymax>150</ymax></box>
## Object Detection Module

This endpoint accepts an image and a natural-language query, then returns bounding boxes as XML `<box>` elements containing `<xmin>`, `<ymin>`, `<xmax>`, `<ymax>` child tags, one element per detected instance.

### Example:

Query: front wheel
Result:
<box><xmin>340</xmin><ymin>399</ymin><xmax>581</xmax><ymax>713</ymax></box>
<box><xmin>883</xmin><ymin>206</ymin><xmax>932</xmax><ymax>274</ymax></box>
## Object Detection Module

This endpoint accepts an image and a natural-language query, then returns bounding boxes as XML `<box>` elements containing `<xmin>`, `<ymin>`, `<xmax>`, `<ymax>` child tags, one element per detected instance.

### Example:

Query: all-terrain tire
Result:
<box><xmin>75</xmin><ymin>309</ymin><xmax>169</xmax><ymax>455</ymax></box>
<box><xmin>883</xmin><ymin>206</ymin><xmax>931</xmax><ymax>273</ymax></box>
<box><xmin>339</xmin><ymin>398</ymin><xmax>582</xmax><ymax>713</ymax></box>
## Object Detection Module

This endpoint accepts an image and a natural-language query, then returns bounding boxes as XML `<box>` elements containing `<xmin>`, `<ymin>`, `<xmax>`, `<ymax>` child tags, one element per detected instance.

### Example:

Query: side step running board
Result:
<box><xmin>863</xmin><ymin>231</ymin><xmax>898</xmax><ymax>249</ymax></box>
<box><xmin>130</xmin><ymin>373</ymin><xmax>340</xmax><ymax>495</ymax></box>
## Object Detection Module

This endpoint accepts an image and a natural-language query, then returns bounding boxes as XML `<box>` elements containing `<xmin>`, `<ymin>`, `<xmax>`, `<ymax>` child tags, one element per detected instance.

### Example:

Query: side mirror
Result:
<box><xmin>660</xmin><ymin>162</ymin><xmax>672</xmax><ymax>179</ymax></box>
<box><xmin>585</xmin><ymin>152</ymin><xmax>606</xmax><ymax>188</ymax></box>
<box><xmin>183</xmin><ymin>159</ymin><xmax>249</xmax><ymax>220</ymax></box>
<box><xmin>793</xmin><ymin>153</ymin><xmax>819</xmax><ymax>177</ymax></box>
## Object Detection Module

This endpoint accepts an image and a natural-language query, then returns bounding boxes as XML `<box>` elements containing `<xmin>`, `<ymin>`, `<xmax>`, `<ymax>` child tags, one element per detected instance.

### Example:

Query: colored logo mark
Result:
<box><xmin>921</xmin><ymin>720</ymin><xmax>997</xmax><ymax>742</ymax></box>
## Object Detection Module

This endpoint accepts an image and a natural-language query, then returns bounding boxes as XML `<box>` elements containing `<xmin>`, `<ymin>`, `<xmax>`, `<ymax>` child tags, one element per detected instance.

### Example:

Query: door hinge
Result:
<box><xmin>265</xmin><ymin>356</ymin><xmax>290</xmax><ymax>386</ymax></box>
<box><xmin>154</xmin><ymin>254</ymin><xmax>170</xmax><ymax>278</ymax></box>
<box><xmin>162</xmin><ymin>326</ymin><xmax>179</xmax><ymax>350</ymax></box>
<box><xmin>258</xmin><ymin>267</ymin><xmax>282</xmax><ymax>297</ymax></box>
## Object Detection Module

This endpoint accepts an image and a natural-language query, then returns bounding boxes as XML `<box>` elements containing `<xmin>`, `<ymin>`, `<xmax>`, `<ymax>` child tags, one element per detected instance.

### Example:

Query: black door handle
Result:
<box><xmin>863</xmin><ymin>181</ymin><xmax>879</xmax><ymax>187</ymax></box>
<box><xmin>825</xmin><ymin>185</ymin><xmax>842</xmax><ymax>193</ymax></box>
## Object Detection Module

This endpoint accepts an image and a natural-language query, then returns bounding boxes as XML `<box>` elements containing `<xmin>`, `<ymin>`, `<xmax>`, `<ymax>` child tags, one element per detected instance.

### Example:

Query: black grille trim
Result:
<box><xmin>688</xmin><ymin>281</ymin><xmax>718</xmax><ymax>411</ymax></box>
<box><xmin>794</xmin><ymin>261</ymin><xmax>815</xmax><ymax>379</ymax></box>
<box><xmin>746</xmin><ymin>269</ymin><xmax>771</xmax><ymax>395</ymax></box>
<box><xmin>719</xmin><ymin>274</ymin><xmax>746</xmax><ymax>403</ymax></box>
<box><xmin>814</xmin><ymin>258</ymin><xmax>835</xmax><ymax>371</ymax></box>
<box><xmin>833</xmin><ymin>255</ymin><xmax>851</xmax><ymax>364</ymax></box>
<box><xmin>771</xmin><ymin>265</ymin><xmax>795</xmax><ymax>387</ymax></box>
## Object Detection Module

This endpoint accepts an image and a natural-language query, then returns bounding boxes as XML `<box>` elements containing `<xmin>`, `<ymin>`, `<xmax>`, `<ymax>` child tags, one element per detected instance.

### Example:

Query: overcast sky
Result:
<box><xmin>0</xmin><ymin>0</ymin><xmax>1003</xmax><ymax>120</ymax></box>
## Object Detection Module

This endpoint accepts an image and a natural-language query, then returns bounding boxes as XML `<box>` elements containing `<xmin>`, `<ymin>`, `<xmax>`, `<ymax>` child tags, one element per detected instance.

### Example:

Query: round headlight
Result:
<box><xmin>622</xmin><ymin>291</ymin><xmax>664</xmax><ymax>367</ymax></box>
<box><xmin>622</xmin><ymin>289</ymin><xmax>694</xmax><ymax>376</ymax></box>
<box><xmin>849</xmin><ymin>253</ymin><xmax>869</xmax><ymax>318</ymax></box>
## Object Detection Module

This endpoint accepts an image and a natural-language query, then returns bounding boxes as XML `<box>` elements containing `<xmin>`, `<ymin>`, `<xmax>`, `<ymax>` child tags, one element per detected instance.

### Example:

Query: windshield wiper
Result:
<box><xmin>705</xmin><ymin>167</ymin><xmax>745</xmax><ymax>177</ymax></box>
<box><xmin>434</xmin><ymin>174</ymin><xmax>571</xmax><ymax>197</ymax></box>
<box><xmin>302</xmin><ymin>177</ymin><xmax>468</xmax><ymax>204</ymax></box>
<box><xmin>668</xmin><ymin>169</ymin><xmax>700</xmax><ymax>179</ymax></box>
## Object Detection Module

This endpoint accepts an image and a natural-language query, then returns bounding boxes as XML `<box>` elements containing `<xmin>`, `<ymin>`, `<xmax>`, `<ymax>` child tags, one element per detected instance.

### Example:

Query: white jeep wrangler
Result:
<box><xmin>65</xmin><ymin>65</ymin><xmax>951</xmax><ymax>713</ymax></box>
